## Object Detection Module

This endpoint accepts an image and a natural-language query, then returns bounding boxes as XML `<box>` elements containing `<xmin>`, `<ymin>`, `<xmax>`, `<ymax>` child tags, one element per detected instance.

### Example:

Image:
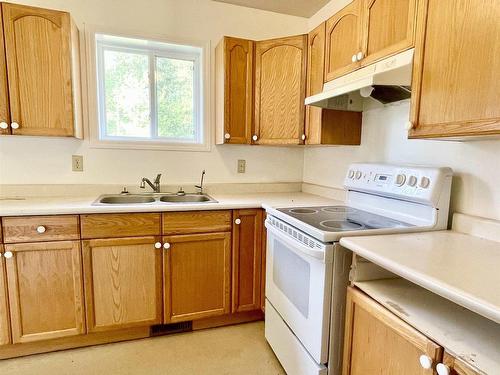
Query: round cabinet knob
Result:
<box><xmin>436</xmin><ymin>363</ymin><xmax>450</xmax><ymax>375</ymax></box>
<box><xmin>36</xmin><ymin>225</ymin><xmax>46</xmax><ymax>234</ymax></box>
<box><xmin>235</xmin><ymin>218</ymin><xmax>241</xmax><ymax>225</ymax></box>
<box><xmin>301</xmin><ymin>134</ymin><xmax>306</xmax><ymax>141</ymax></box>
<box><xmin>419</xmin><ymin>176</ymin><xmax>431</xmax><ymax>189</ymax></box>
<box><xmin>408</xmin><ymin>176</ymin><xmax>418</xmax><ymax>187</ymax></box>
<box><xmin>395</xmin><ymin>174</ymin><xmax>406</xmax><ymax>186</ymax></box>
<box><xmin>224</xmin><ymin>133</ymin><xmax>231</xmax><ymax>140</ymax></box>
<box><xmin>154</xmin><ymin>242</ymin><xmax>162</xmax><ymax>249</ymax></box>
<box><xmin>356</xmin><ymin>51</ymin><xmax>365</xmax><ymax>61</ymax></box>
<box><xmin>419</xmin><ymin>355</ymin><xmax>433</xmax><ymax>370</ymax></box>
<box><xmin>0</xmin><ymin>122</ymin><xmax>8</xmax><ymax>129</ymax></box>
<box><xmin>3</xmin><ymin>251</ymin><xmax>13</xmax><ymax>259</ymax></box>
<box><xmin>163</xmin><ymin>243</ymin><xmax>171</xmax><ymax>250</ymax></box>
<box><xmin>11</xmin><ymin>122</ymin><xmax>20</xmax><ymax>129</ymax></box>
<box><xmin>406</xmin><ymin>121</ymin><xmax>415</xmax><ymax>131</ymax></box>
<box><xmin>355</xmin><ymin>171</ymin><xmax>362</xmax><ymax>180</ymax></box>
<box><xmin>252</xmin><ymin>135</ymin><xmax>258</xmax><ymax>141</ymax></box>
<box><xmin>351</xmin><ymin>54</ymin><xmax>357</xmax><ymax>63</ymax></box>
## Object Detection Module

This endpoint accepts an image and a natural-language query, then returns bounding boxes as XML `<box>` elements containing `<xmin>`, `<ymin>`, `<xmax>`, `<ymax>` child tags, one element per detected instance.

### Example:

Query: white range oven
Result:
<box><xmin>263</xmin><ymin>163</ymin><xmax>453</xmax><ymax>375</ymax></box>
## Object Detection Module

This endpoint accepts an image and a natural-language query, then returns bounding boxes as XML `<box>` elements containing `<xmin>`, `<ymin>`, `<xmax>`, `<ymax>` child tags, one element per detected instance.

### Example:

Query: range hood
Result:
<box><xmin>305</xmin><ymin>49</ymin><xmax>414</xmax><ymax>111</ymax></box>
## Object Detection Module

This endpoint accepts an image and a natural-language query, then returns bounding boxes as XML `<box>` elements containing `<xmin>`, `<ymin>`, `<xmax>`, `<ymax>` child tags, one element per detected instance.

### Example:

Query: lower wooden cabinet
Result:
<box><xmin>163</xmin><ymin>232</ymin><xmax>231</xmax><ymax>323</ymax></box>
<box><xmin>0</xmin><ymin>248</ymin><xmax>10</xmax><ymax>346</ymax></box>
<box><xmin>442</xmin><ymin>352</ymin><xmax>480</xmax><ymax>375</ymax></box>
<box><xmin>343</xmin><ymin>287</ymin><xmax>442</xmax><ymax>375</ymax></box>
<box><xmin>232</xmin><ymin>209</ymin><xmax>263</xmax><ymax>313</ymax></box>
<box><xmin>3</xmin><ymin>241</ymin><xmax>85</xmax><ymax>343</ymax></box>
<box><xmin>82</xmin><ymin>237</ymin><xmax>163</xmax><ymax>332</ymax></box>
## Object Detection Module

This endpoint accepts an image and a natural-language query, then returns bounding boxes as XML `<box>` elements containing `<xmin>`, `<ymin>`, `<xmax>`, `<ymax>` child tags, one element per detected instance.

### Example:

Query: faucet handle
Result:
<box><xmin>154</xmin><ymin>174</ymin><xmax>162</xmax><ymax>184</ymax></box>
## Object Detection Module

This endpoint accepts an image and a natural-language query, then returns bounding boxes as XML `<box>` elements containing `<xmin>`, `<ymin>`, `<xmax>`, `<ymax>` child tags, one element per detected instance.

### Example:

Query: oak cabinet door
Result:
<box><xmin>82</xmin><ymin>237</ymin><xmax>163</xmax><ymax>332</ymax></box>
<box><xmin>216</xmin><ymin>36</ymin><xmax>254</xmax><ymax>144</ymax></box>
<box><xmin>0</xmin><ymin>248</ymin><xmax>10</xmax><ymax>346</ymax></box>
<box><xmin>4</xmin><ymin>241</ymin><xmax>85</xmax><ymax>343</ymax></box>
<box><xmin>163</xmin><ymin>232</ymin><xmax>231</xmax><ymax>323</ymax></box>
<box><xmin>232</xmin><ymin>209</ymin><xmax>263</xmax><ymax>313</ymax></box>
<box><xmin>2</xmin><ymin>3</ymin><xmax>79</xmax><ymax>137</ymax></box>
<box><xmin>254</xmin><ymin>35</ymin><xmax>307</xmax><ymax>145</ymax></box>
<box><xmin>0</xmin><ymin>6</ymin><xmax>10</xmax><ymax>135</ymax></box>
<box><xmin>409</xmin><ymin>0</ymin><xmax>500</xmax><ymax>138</ymax></box>
<box><xmin>360</xmin><ymin>0</ymin><xmax>417</xmax><ymax>66</ymax></box>
<box><xmin>342</xmin><ymin>287</ymin><xmax>442</xmax><ymax>375</ymax></box>
<box><xmin>442</xmin><ymin>352</ymin><xmax>481</xmax><ymax>375</ymax></box>
<box><xmin>325</xmin><ymin>0</ymin><xmax>362</xmax><ymax>82</ymax></box>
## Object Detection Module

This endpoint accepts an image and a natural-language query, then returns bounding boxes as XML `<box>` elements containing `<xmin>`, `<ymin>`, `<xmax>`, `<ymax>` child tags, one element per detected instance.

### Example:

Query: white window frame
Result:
<box><xmin>84</xmin><ymin>25</ymin><xmax>211</xmax><ymax>151</ymax></box>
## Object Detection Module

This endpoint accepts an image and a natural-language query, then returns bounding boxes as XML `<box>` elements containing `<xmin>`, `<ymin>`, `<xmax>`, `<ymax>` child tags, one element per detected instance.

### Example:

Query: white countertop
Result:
<box><xmin>340</xmin><ymin>230</ymin><xmax>500</xmax><ymax>324</ymax></box>
<box><xmin>0</xmin><ymin>192</ymin><xmax>341</xmax><ymax>216</ymax></box>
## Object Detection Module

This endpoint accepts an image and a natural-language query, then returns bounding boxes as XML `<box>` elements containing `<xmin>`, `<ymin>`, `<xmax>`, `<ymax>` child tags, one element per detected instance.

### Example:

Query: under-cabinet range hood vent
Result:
<box><xmin>305</xmin><ymin>49</ymin><xmax>414</xmax><ymax>111</ymax></box>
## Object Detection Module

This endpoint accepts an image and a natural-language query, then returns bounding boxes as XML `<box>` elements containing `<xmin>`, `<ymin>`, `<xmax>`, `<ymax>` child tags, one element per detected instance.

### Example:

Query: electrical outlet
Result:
<box><xmin>72</xmin><ymin>155</ymin><xmax>84</xmax><ymax>172</ymax></box>
<box><xmin>237</xmin><ymin>159</ymin><xmax>246</xmax><ymax>173</ymax></box>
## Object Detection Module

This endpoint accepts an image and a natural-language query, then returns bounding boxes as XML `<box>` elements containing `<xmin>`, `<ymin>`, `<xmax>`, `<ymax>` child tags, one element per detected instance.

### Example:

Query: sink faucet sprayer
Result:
<box><xmin>195</xmin><ymin>170</ymin><xmax>206</xmax><ymax>194</ymax></box>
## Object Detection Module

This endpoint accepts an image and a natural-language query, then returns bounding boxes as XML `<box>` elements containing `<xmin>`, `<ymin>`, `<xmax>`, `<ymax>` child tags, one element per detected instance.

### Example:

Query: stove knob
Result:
<box><xmin>348</xmin><ymin>170</ymin><xmax>355</xmax><ymax>179</ymax></box>
<box><xmin>395</xmin><ymin>174</ymin><xmax>406</xmax><ymax>186</ymax></box>
<box><xmin>355</xmin><ymin>171</ymin><xmax>362</xmax><ymax>180</ymax></box>
<box><xmin>408</xmin><ymin>176</ymin><xmax>418</xmax><ymax>187</ymax></box>
<box><xmin>419</xmin><ymin>176</ymin><xmax>431</xmax><ymax>189</ymax></box>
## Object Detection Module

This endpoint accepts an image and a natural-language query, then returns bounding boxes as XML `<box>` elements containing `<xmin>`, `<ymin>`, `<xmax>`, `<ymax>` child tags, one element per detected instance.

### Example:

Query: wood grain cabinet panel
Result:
<box><xmin>325</xmin><ymin>0</ymin><xmax>362</xmax><ymax>82</ymax></box>
<box><xmin>254</xmin><ymin>35</ymin><xmax>307</xmax><ymax>145</ymax></box>
<box><xmin>409</xmin><ymin>0</ymin><xmax>500</xmax><ymax>139</ymax></box>
<box><xmin>215</xmin><ymin>36</ymin><xmax>254</xmax><ymax>144</ymax></box>
<box><xmin>260</xmin><ymin>212</ymin><xmax>267</xmax><ymax>312</ymax></box>
<box><xmin>81</xmin><ymin>213</ymin><xmax>161</xmax><ymax>239</ymax></box>
<box><xmin>2</xmin><ymin>215</ymin><xmax>79</xmax><ymax>243</ymax></box>
<box><xmin>0</xmin><ymin>248</ymin><xmax>10</xmax><ymax>346</ymax></box>
<box><xmin>232</xmin><ymin>209</ymin><xmax>263</xmax><ymax>313</ymax></box>
<box><xmin>163</xmin><ymin>232</ymin><xmax>231</xmax><ymax>323</ymax></box>
<box><xmin>1</xmin><ymin>3</ymin><xmax>81</xmax><ymax>137</ymax></box>
<box><xmin>0</xmin><ymin>6</ymin><xmax>9</xmax><ymax>135</ymax></box>
<box><xmin>360</xmin><ymin>0</ymin><xmax>417</xmax><ymax>66</ymax></box>
<box><xmin>162</xmin><ymin>211</ymin><xmax>232</xmax><ymax>235</ymax></box>
<box><xmin>342</xmin><ymin>287</ymin><xmax>442</xmax><ymax>375</ymax></box>
<box><xmin>442</xmin><ymin>352</ymin><xmax>481</xmax><ymax>375</ymax></box>
<box><xmin>82</xmin><ymin>237</ymin><xmax>163</xmax><ymax>332</ymax></box>
<box><xmin>4</xmin><ymin>241</ymin><xmax>85</xmax><ymax>343</ymax></box>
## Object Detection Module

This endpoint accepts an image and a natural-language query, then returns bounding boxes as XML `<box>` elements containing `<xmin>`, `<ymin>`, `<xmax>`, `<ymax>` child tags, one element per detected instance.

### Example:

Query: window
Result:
<box><xmin>94</xmin><ymin>33</ymin><xmax>206</xmax><ymax>148</ymax></box>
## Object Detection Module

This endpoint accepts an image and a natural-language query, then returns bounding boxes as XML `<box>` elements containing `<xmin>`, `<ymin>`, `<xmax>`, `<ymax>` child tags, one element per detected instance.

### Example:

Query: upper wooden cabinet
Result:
<box><xmin>0</xmin><ymin>7</ymin><xmax>9</xmax><ymax>135</ymax></box>
<box><xmin>324</xmin><ymin>0</ymin><xmax>362</xmax><ymax>81</ymax></box>
<box><xmin>409</xmin><ymin>0</ymin><xmax>500</xmax><ymax>139</ymax></box>
<box><xmin>0</xmin><ymin>249</ymin><xmax>10</xmax><ymax>347</ymax></box>
<box><xmin>4</xmin><ymin>241</ymin><xmax>85</xmax><ymax>343</ymax></box>
<box><xmin>360</xmin><ymin>0</ymin><xmax>417</xmax><ymax>66</ymax></box>
<box><xmin>215</xmin><ymin>37</ymin><xmax>254</xmax><ymax>145</ymax></box>
<box><xmin>254</xmin><ymin>35</ymin><xmax>307</xmax><ymax>145</ymax></box>
<box><xmin>0</xmin><ymin>3</ymin><xmax>82</xmax><ymax>137</ymax></box>
<box><xmin>306</xmin><ymin>23</ymin><xmax>362</xmax><ymax>145</ymax></box>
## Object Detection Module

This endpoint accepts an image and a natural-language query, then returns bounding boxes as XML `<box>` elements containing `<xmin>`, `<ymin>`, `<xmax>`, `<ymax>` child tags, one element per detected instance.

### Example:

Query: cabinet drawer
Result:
<box><xmin>163</xmin><ymin>211</ymin><xmax>232</xmax><ymax>235</ymax></box>
<box><xmin>2</xmin><ymin>215</ymin><xmax>79</xmax><ymax>243</ymax></box>
<box><xmin>81</xmin><ymin>213</ymin><xmax>161</xmax><ymax>239</ymax></box>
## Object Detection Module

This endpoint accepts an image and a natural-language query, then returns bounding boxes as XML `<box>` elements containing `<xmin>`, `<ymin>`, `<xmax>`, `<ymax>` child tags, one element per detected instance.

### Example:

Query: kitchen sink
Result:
<box><xmin>159</xmin><ymin>194</ymin><xmax>213</xmax><ymax>203</ymax></box>
<box><xmin>98</xmin><ymin>195</ymin><xmax>156</xmax><ymax>204</ymax></box>
<box><xmin>94</xmin><ymin>193</ymin><xmax>217</xmax><ymax>205</ymax></box>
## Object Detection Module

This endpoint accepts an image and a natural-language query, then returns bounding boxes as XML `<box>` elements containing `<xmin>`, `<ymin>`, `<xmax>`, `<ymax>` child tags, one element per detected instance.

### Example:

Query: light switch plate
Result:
<box><xmin>237</xmin><ymin>159</ymin><xmax>246</xmax><ymax>173</ymax></box>
<box><xmin>72</xmin><ymin>155</ymin><xmax>84</xmax><ymax>172</ymax></box>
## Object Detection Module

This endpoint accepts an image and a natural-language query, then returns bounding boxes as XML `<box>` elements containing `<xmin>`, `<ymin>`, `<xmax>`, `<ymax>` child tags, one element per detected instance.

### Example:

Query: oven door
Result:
<box><xmin>265</xmin><ymin>219</ymin><xmax>333</xmax><ymax>365</ymax></box>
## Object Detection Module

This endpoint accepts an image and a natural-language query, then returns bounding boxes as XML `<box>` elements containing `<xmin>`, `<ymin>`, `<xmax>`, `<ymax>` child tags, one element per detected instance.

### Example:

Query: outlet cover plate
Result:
<box><xmin>72</xmin><ymin>155</ymin><xmax>84</xmax><ymax>172</ymax></box>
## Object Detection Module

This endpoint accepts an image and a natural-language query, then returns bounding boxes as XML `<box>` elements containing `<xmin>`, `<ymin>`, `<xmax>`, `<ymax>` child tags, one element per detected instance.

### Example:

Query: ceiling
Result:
<box><xmin>212</xmin><ymin>0</ymin><xmax>331</xmax><ymax>17</ymax></box>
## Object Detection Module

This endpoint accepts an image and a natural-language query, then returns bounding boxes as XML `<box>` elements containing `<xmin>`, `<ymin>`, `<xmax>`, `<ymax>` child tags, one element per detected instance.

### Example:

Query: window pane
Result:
<box><xmin>156</xmin><ymin>57</ymin><xmax>195</xmax><ymax>139</ymax></box>
<box><xmin>103</xmin><ymin>49</ymin><xmax>150</xmax><ymax>137</ymax></box>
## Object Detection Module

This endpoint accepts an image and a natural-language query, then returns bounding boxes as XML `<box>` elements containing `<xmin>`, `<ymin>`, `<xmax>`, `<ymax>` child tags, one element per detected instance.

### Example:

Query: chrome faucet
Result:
<box><xmin>195</xmin><ymin>170</ymin><xmax>206</xmax><ymax>194</ymax></box>
<box><xmin>140</xmin><ymin>174</ymin><xmax>162</xmax><ymax>193</ymax></box>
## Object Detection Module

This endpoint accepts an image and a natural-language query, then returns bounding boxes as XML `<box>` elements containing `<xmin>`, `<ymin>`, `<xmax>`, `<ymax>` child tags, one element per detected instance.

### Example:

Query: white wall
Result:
<box><xmin>0</xmin><ymin>0</ymin><xmax>307</xmax><ymax>185</ymax></box>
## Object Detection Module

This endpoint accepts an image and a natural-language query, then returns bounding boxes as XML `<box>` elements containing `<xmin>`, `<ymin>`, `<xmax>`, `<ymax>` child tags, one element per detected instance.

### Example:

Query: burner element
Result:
<box><xmin>289</xmin><ymin>208</ymin><xmax>319</xmax><ymax>214</ymax></box>
<box><xmin>319</xmin><ymin>220</ymin><xmax>365</xmax><ymax>231</ymax></box>
<box><xmin>321</xmin><ymin>206</ymin><xmax>355</xmax><ymax>213</ymax></box>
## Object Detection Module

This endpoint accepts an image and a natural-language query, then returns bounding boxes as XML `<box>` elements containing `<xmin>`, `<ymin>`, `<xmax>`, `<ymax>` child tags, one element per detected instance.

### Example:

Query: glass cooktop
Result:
<box><xmin>277</xmin><ymin>205</ymin><xmax>414</xmax><ymax>233</ymax></box>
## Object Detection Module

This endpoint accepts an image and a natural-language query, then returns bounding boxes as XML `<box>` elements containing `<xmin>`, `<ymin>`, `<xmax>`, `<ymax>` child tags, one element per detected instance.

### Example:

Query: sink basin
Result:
<box><xmin>98</xmin><ymin>195</ymin><xmax>156</xmax><ymax>204</ymax></box>
<box><xmin>160</xmin><ymin>194</ymin><xmax>215</xmax><ymax>203</ymax></box>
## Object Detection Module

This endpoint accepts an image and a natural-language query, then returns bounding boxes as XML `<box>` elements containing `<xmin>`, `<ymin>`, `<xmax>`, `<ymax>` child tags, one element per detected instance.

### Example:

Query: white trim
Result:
<box><xmin>84</xmin><ymin>24</ymin><xmax>211</xmax><ymax>152</ymax></box>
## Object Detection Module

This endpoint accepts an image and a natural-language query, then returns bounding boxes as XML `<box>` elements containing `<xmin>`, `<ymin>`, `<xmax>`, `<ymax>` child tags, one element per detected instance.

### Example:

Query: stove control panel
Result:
<box><xmin>344</xmin><ymin>163</ymin><xmax>453</xmax><ymax>206</ymax></box>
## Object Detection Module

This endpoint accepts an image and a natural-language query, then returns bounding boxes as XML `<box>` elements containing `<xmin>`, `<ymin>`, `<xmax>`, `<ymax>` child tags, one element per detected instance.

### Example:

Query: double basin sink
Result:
<box><xmin>94</xmin><ymin>193</ymin><xmax>217</xmax><ymax>205</ymax></box>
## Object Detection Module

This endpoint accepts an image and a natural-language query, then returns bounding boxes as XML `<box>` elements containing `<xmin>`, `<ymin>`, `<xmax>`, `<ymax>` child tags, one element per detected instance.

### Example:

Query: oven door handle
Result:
<box><xmin>265</xmin><ymin>221</ymin><xmax>326</xmax><ymax>261</ymax></box>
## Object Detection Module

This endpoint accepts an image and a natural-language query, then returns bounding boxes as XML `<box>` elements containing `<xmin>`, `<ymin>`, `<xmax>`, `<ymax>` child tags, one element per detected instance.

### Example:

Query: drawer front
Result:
<box><xmin>163</xmin><ymin>210</ymin><xmax>232</xmax><ymax>235</ymax></box>
<box><xmin>2</xmin><ymin>215</ymin><xmax>79</xmax><ymax>243</ymax></box>
<box><xmin>81</xmin><ymin>213</ymin><xmax>161</xmax><ymax>239</ymax></box>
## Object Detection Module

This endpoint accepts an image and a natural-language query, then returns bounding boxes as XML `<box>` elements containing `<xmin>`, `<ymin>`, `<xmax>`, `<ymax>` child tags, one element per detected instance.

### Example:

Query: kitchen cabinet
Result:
<box><xmin>441</xmin><ymin>352</ymin><xmax>480</xmax><ymax>375</ymax></box>
<box><xmin>0</xmin><ymin>3</ymin><xmax>82</xmax><ymax>137</ymax></box>
<box><xmin>82</xmin><ymin>237</ymin><xmax>163</xmax><ymax>332</ymax></box>
<box><xmin>3</xmin><ymin>241</ymin><xmax>85</xmax><ymax>343</ymax></box>
<box><xmin>232</xmin><ymin>209</ymin><xmax>263</xmax><ymax>313</ymax></box>
<box><xmin>81</xmin><ymin>213</ymin><xmax>161</xmax><ymax>239</ymax></box>
<box><xmin>0</xmin><ymin>247</ymin><xmax>10</xmax><ymax>346</ymax></box>
<box><xmin>324</xmin><ymin>0</ymin><xmax>362</xmax><ymax>81</ymax></box>
<box><xmin>0</xmin><ymin>7</ymin><xmax>9</xmax><ymax>136</ymax></box>
<box><xmin>342</xmin><ymin>287</ymin><xmax>442</xmax><ymax>375</ymax></box>
<box><xmin>306</xmin><ymin>23</ymin><xmax>362</xmax><ymax>145</ymax></box>
<box><xmin>254</xmin><ymin>35</ymin><xmax>307</xmax><ymax>145</ymax></box>
<box><xmin>215</xmin><ymin>36</ymin><xmax>254</xmax><ymax>144</ymax></box>
<box><xmin>409</xmin><ymin>0</ymin><xmax>500</xmax><ymax>139</ymax></box>
<box><xmin>163</xmin><ymin>232</ymin><xmax>231</xmax><ymax>323</ymax></box>
<box><xmin>260</xmin><ymin>212</ymin><xmax>267</xmax><ymax>312</ymax></box>
<box><xmin>360</xmin><ymin>0</ymin><xmax>417</xmax><ymax>66</ymax></box>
